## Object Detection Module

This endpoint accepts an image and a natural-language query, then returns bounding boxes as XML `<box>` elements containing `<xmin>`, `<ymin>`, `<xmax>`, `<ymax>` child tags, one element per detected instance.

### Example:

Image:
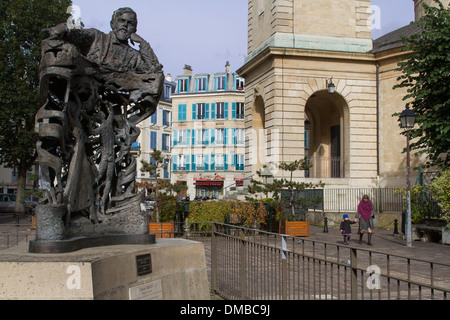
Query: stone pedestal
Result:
<box><xmin>0</xmin><ymin>239</ymin><xmax>210</xmax><ymax>300</ymax></box>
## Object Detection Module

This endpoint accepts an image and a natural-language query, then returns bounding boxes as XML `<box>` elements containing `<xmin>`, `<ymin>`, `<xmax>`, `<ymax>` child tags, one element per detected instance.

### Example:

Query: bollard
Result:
<box><xmin>323</xmin><ymin>217</ymin><xmax>329</xmax><ymax>233</ymax></box>
<box><xmin>393</xmin><ymin>219</ymin><xmax>399</xmax><ymax>235</ymax></box>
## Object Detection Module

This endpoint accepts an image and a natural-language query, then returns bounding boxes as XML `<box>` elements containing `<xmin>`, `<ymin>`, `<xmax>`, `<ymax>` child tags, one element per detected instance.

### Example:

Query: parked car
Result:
<box><xmin>0</xmin><ymin>194</ymin><xmax>16</xmax><ymax>213</ymax></box>
<box><xmin>0</xmin><ymin>194</ymin><xmax>39</xmax><ymax>214</ymax></box>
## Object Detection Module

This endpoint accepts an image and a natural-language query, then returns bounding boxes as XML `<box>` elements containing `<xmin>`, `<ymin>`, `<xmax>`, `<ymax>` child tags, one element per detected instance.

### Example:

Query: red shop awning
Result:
<box><xmin>195</xmin><ymin>181</ymin><xmax>224</xmax><ymax>187</ymax></box>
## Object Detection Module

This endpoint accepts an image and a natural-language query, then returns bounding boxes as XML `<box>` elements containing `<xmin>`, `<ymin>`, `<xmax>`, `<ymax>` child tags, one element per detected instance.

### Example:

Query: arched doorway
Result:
<box><xmin>252</xmin><ymin>95</ymin><xmax>266</xmax><ymax>171</ymax></box>
<box><xmin>305</xmin><ymin>90</ymin><xmax>349</xmax><ymax>179</ymax></box>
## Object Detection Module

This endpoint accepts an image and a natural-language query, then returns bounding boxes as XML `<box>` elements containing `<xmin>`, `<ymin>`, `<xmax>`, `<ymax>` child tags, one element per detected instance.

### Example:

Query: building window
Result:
<box><xmin>215</xmin><ymin>154</ymin><xmax>224</xmax><ymax>171</ymax></box>
<box><xmin>162</xmin><ymin>133</ymin><xmax>171</xmax><ymax>151</ymax></box>
<box><xmin>151</xmin><ymin>109</ymin><xmax>158</xmax><ymax>125</ymax></box>
<box><xmin>215</xmin><ymin>102</ymin><xmax>228</xmax><ymax>119</ymax></box>
<box><xmin>163</xmin><ymin>158</ymin><xmax>170</xmax><ymax>179</ymax></box>
<box><xmin>236</xmin><ymin>77</ymin><xmax>245</xmax><ymax>91</ymax></box>
<box><xmin>236</xmin><ymin>102</ymin><xmax>245</xmax><ymax>119</ymax></box>
<box><xmin>162</xmin><ymin>110</ymin><xmax>171</xmax><ymax>126</ymax></box>
<box><xmin>236</xmin><ymin>155</ymin><xmax>245</xmax><ymax>171</ymax></box>
<box><xmin>165</xmin><ymin>85</ymin><xmax>173</xmax><ymax>100</ymax></box>
<box><xmin>178</xmin><ymin>78</ymin><xmax>189</xmax><ymax>93</ymax></box>
<box><xmin>216</xmin><ymin>128</ymin><xmax>224</xmax><ymax>145</ymax></box>
<box><xmin>196</xmin><ymin>77</ymin><xmax>207</xmax><ymax>92</ymax></box>
<box><xmin>197</xmin><ymin>103</ymin><xmax>206</xmax><ymax>120</ymax></box>
<box><xmin>236</xmin><ymin>128</ymin><xmax>245</xmax><ymax>145</ymax></box>
<box><xmin>196</xmin><ymin>155</ymin><xmax>204</xmax><ymax>171</ymax></box>
<box><xmin>216</xmin><ymin>76</ymin><xmax>226</xmax><ymax>91</ymax></box>
<box><xmin>178</xmin><ymin>155</ymin><xmax>187</xmax><ymax>171</ymax></box>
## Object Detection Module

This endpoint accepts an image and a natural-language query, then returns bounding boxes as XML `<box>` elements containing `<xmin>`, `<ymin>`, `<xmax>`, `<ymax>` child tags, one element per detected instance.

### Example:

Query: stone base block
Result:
<box><xmin>0</xmin><ymin>239</ymin><xmax>210</xmax><ymax>300</ymax></box>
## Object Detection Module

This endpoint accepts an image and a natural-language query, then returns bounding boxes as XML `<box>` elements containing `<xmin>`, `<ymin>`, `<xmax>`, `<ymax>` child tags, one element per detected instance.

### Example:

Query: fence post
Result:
<box><xmin>350</xmin><ymin>248</ymin><xmax>358</xmax><ymax>300</ymax></box>
<box><xmin>240</xmin><ymin>229</ymin><xmax>247</xmax><ymax>299</ymax></box>
<box><xmin>281</xmin><ymin>235</ymin><xmax>288</xmax><ymax>300</ymax></box>
<box><xmin>211</xmin><ymin>223</ymin><xmax>217</xmax><ymax>292</ymax></box>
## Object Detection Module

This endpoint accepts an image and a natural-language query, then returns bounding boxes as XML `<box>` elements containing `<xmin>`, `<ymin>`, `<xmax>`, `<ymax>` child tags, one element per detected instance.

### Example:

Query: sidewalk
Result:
<box><xmin>306</xmin><ymin>225</ymin><xmax>450</xmax><ymax>265</ymax></box>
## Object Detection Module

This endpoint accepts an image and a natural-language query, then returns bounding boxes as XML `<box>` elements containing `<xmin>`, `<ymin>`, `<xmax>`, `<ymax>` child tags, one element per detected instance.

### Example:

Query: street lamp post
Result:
<box><xmin>399</xmin><ymin>106</ymin><xmax>416</xmax><ymax>247</ymax></box>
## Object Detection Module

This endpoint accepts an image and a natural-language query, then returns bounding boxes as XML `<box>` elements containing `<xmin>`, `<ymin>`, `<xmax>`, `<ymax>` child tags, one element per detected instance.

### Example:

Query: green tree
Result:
<box><xmin>394</xmin><ymin>0</ymin><xmax>450</xmax><ymax>169</ymax></box>
<box><xmin>0</xmin><ymin>0</ymin><xmax>72</xmax><ymax>213</ymax></box>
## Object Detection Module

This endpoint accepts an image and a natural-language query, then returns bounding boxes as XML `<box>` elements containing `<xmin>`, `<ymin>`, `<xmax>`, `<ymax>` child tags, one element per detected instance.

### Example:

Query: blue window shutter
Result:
<box><xmin>204</xmin><ymin>155</ymin><xmax>209</xmax><ymax>172</ymax></box>
<box><xmin>192</xmin><ymin>104</ymin><xmax>197</xmax><ymax>121</ymax></box>
<box><xmin>224</xmin><ymin>154</ymin><xmax>229</xmax><ymax>172</ymax></box>
<box><xmin>195</xmin><ymin>78</ymin><xmax>198</xmax><ymax>92</ymax></box>
<box><xmin>192</xmin><ymin>129</ymin><xmax>196</xmax><ymax>146</ymax></box>
<box><xmin>186</xmin><ymin>155</ymin><xmax>190</xmax><ymax>172</ymax></box>
<box><xmin>191</xmin><ymin>155</ymin><xmax>196</xmax><ymax>172</ymax></box>
<box><xmin>210</xmin><ymin>128</ymin><xmax>215</xmax><ymax>146</ymax></box>
<box><xmin>173</xmin><ymin>130</ymin><xmax>178</xmax><ymax>146</ymax></box>
<box><xmin>224</xmin><ymin>102</ymin><xmax>229</xmax><ymax>119</ymax></box>
<box><xmin>186</xmin><ymin>129</ymin><xmax>191</xmax><ymax>146</ymax></box>
<box><xmin>151</xmin><ymin>131</ymin><xmax>157</xmax><ymax>150</ymax></box>
<box><xmin>232</xmin><ymin>128</ymin><xmax>237</xmax><ymax>145</ymax></box>
<box><xmin>204</xmin><ymin>129</ymin><xmax>210</xmax><ymax>146</ymax></box>
<box><xmin>214</xmin><ymin>77</ymin><xmax>217</xmax><ymax>91</ymax></box>
<box><xmin>224</xmin><ymin>76</ymin><xmax>227</xmax><ymax>90</ymax></box>
<box><xmin>177</xmin><ymin>79</ymin><xmax>180</xmax><ymax>94</ymax></box>
<box><xmin>211</xmin><ymin>154</ymin><xmax>215</xmax><ymax>171</ymax></box>
<box><xmin>178</xmin><ymin>104</ymin><xmax>186</xmax><ymax>121</ymax></box>
<box><xmin>173</xmin><ymin>155</ymin><xmax>178</xmax><ymax>172</ymax></box>
<box><xmin>205</xmin><ymin>103</ymin><xmax>210</xmax><ymax>120</ymax></box>
<box><xmin>231</xmin><ymin>102</ymin><xmax>237</xmax><ymax>120</ymax></box>
<box><xmin>211</xmin><ymin>103</ymin><xmax>216</xmax><ymax>119</ymax></box>
<box><xmin>224</xmin><ymin>128</ymin><xmax>229</xmax><ymax>145</ymax></box>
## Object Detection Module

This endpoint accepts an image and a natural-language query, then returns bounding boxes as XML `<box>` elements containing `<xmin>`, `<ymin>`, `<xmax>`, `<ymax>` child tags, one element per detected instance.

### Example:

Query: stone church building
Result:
<box><xmin>237</xmin><ymin>0</ymin><xmax>448</xmax><ymax>189</ymax></box>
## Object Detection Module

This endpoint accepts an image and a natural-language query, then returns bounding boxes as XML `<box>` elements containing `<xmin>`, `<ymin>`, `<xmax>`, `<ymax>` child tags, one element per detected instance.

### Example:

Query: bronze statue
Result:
<box><xmin>33</xmin><ymin>8</ymin><xmax>163</xmax><ymax>249</ymax></box>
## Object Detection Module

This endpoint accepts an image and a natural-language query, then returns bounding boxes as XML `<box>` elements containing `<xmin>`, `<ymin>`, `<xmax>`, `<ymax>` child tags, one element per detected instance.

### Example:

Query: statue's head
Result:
<box><xmin>110</xmin><ymin>7</ymin><xmax>137</xmax><ymax>43</ymax></box>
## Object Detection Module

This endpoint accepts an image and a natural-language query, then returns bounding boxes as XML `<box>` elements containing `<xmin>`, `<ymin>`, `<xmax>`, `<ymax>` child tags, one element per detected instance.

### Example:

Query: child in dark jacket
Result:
<box><xmin>340</xmin><ymin>214</ymin><xmax>356</xmax><ymax>245</ymax></box>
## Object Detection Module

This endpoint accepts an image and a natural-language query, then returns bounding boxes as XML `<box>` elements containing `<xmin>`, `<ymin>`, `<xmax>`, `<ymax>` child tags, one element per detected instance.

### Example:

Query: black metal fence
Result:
<box><xmin>210</xmin><ymin>223</ymin><xmax>450</xmax><ymax>300</ymax></box>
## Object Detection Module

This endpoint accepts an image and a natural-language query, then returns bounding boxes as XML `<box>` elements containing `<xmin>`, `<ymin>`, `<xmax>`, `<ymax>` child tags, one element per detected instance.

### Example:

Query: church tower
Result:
<box><xmin>247</xmin><ymin>0</ymin><xmax>373</xmax><ymax>60</ymax></box>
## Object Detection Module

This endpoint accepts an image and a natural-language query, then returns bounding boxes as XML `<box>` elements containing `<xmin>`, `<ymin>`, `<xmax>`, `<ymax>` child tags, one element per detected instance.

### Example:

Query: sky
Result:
<box><xmin>71</xmin><ymin>0</ymin><xmax>415</xmax><ymax>77</ymax></box>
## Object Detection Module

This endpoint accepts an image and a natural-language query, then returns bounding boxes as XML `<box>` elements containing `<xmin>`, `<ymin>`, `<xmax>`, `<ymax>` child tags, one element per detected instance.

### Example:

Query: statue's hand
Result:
<box><xmin>130</xmin><ymin>33</ymin><xmax>145</xmax><ymax>46</ymax></box>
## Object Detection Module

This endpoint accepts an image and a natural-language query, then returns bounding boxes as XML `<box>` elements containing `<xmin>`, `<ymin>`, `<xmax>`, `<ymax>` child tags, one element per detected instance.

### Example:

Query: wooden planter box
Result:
<box><xmin>281</xmin><ymin>220</ymin><xmax>310</xmax><ymax>237</ymax></box>
<box><xmin>149</xmin><ymin>222</ymin><xmax>174</xmax><ymax>239</ymax></box>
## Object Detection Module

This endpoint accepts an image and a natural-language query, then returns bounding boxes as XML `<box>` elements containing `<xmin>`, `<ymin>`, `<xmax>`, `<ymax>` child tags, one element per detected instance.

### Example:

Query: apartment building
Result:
<box><xmin>171</xmin><ymin>63</ymin><xmax>246</xmax><ymax>199</ymax></box>
<box><xmin>135</xmin><ymin>76</ymin><xmax>176</xmax><ymax>184</ymax></box>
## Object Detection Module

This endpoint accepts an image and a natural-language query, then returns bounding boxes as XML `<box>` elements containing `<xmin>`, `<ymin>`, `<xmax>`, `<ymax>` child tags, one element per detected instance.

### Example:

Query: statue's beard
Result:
<box><xmin>115</xmin><ymin>29</ymin><xmax>131</xmax><ymax>42</ymax></box>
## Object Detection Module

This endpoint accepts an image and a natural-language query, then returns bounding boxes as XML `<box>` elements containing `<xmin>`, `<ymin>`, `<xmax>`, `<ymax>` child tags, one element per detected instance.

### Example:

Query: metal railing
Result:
<box><xmin>0</xmin><ymin>224</ymin><xmax>36</xmax><ymax>251</ymax></box>
<box><xmin>323</xmin><ymin>188</ymin><xmax>405</xmax><ymax>213</ymax></box>
<box><xmin>3</xmin><ymin>220</ymin><xmax>449</xmax><ymax>300</ymax></box>
<box><xmin>209</xmin><ymin>223</ymin><xmax>450</xmax><ymax>300</ymax></box>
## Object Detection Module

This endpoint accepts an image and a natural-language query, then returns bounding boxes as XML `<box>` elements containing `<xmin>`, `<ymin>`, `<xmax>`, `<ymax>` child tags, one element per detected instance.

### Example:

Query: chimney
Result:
<box><xmin>183</xmin><ymin>64</ymin><xmax>192</xmax><ymax>75</ymax></box>
<box><xmin>166</xmin><ymin>73</ymin><xmax>172</xmax><ymax>82</ymax></box>
<box><xmin>225</xmin><ymin>61</ymin><xmax>230</xmax><ymax>73</ymax></box>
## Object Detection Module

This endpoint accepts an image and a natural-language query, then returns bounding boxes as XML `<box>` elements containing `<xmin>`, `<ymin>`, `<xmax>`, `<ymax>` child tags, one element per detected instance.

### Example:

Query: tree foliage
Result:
<box><xmin>429</xmin><ymin>170</ymin><xmax>450</xmax><ymax>224</ymax></box>
<box><xmin>0</xmin><ymin>0</ymin><xmax>72</xmax><ymax>212</ymax></box>
<box><xmin>394</xmin><ymin>0</ymin><xmax>450</xmax><ymax>169</ymax></box>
